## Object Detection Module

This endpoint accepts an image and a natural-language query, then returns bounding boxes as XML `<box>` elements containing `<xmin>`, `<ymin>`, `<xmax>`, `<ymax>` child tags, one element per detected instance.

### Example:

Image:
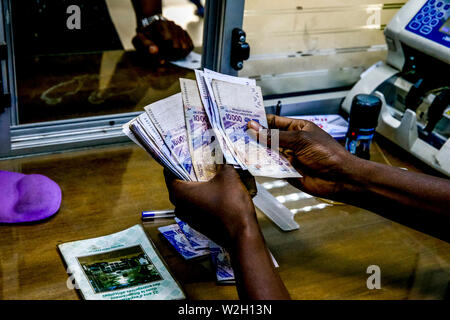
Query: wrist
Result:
<box><xmin>338</xmin><ymin>155</ymin><xmax>374</xmax><ymax>195</ymax></box>
<box><xmin>228</xmin><ymin>222</ymin><xmax>265</xmax><ymax>255</ymax></box>
<box><xmin>226</xmin><ymin>214</ymin><xmax>262</xmax><ymax>250</ymax></box>
<box><xmin>132</xmin><ymin>0</ymin><xmax>163</xmax><ymax>28</ymax></box>
<box><xmin>137</xmin><ymin>14</ymin><xmax>166</xmax><ymax>30</ymax></box>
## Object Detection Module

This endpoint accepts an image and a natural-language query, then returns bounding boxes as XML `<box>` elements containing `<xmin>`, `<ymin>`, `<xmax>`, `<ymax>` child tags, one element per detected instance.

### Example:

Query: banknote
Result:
<box><xmin>124</xmin><ymin>70</ymin><xmax>301</xmax><ymax>180</ymax></box>
<box><xmin>135</xmin><ymin>113</ymin><xmax>191</xmax><ymax>180</ymax></box>
<box><xmin>209</xmin><ymin>241</ymin><xmax>279</xmax><ymax>284</ymax></box>
<box><xmin>175</xmin><ymin>217</ymin><xmax>210</xmax><ymax>250</ymax></box>
<box><xmin>209</xmin><ymin>241</ymin><xmax>235</xmax><ymax>284</ymax></box>
<box><xmin>145</xmin><ymin>93</ymin><xmax>197</xmax><ymax>181</ymax></box>
<box><xmin>194</xmin><ymin>70</ymin><xmax>241</xmax><ymax>167</ymax></box>
<box><xmin>288</xmin><ymin>114</ymin><xmax>349</xmax><ymax>140</ymax></box>
<box><xmin>211</xmin><ymin>79</ymin><xmax>301</xmax><ymax>178</ymax></box>
<box><xmin>200</xmin><ymin>69</ymin><xmax>258</xmax><ymax>169</ymax></box>
<box><xmin>180</xmin><ymin>78</ymin><xmax>217</xmax><ymax>181</ymax></box>
<box><xmin>203</xmin><ymin>68</ymin><xmax>256</xmax><ymax>85</ymax></box>
<box><xmin>203</xmin><ymin>68</ymin><xmax>256</xmax><ymax>128</ymax></box>
<box><xmin>158</xmin><ymin>224</ymin><xmax>209</xmax><ymax>260</ymax></box>
<box><xmin>122</xmin><ymin>119</ymin><xmax>144</xmax><ymax>149</ymax></box>
<box><xmin>128</xmin><ymin>119</ymin><xmax>189</xmax><ymax>180</ymax></box>
<box><xmin>194</xmin><ymin>70</ymin><xmax>215</xmax><ymax>127</ymax></box>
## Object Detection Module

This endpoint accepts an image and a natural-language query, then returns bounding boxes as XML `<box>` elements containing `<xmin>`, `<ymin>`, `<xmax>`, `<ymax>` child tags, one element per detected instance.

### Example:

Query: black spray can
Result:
<box><xmin>345</xmin><ymin>94</ymin><xmax>382</xmax><ymax>160</ymax></box>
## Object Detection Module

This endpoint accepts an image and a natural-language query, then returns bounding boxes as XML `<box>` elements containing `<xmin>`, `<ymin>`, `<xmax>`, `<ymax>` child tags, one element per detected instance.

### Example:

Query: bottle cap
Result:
<box><xmin>349</xmin><ymin>94</ymin><xmax>382</xmax><ymax>129</ymax></box>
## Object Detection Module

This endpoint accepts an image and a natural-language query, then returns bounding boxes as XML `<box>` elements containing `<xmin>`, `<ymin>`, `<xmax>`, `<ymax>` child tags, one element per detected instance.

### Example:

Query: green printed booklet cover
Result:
<box><xmin>59</xmin><ymin>224</ymin><xmax>185</xmax><ymax>300</ymax></box>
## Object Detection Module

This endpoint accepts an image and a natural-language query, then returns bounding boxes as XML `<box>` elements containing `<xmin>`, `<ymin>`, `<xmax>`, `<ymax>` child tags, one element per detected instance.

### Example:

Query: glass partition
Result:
<box><xmin>240</xmin><ymin>0</ymin><xmax>406</xmax><ymax>96</ymax></box>
<box><xmin>10</xmin><ymin>0</ymin><xmax>203</xmax><ymax>125</ymax></box>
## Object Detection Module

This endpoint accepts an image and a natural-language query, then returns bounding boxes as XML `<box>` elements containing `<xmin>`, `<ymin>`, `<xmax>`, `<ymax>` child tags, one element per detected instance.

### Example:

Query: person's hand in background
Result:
<box><xmin>131</xmin><ymin>0</ymin><xmax>193</xmax><ymax>64</ymax></box>
<box><xmin>164</xmin><ymin>165</ymin><xmax>290</xmax><ymax>300</ymax></box>
<box><xmin>132</xmin><ymin>19</ymin><xmax>193</xmax><ymax>64</ymax></box>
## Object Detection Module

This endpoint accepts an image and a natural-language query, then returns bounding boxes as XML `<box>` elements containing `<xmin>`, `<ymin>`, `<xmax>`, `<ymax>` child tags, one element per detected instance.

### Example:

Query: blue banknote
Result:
<box><xmin>175</xmin><ymin>218</ymin><xmax>210</xmax><ymax>250</ymax></box>
<box><xmin>158</xmin><ymin>224</ymin><xmax>209</xmax><ymax>260</ymax></box>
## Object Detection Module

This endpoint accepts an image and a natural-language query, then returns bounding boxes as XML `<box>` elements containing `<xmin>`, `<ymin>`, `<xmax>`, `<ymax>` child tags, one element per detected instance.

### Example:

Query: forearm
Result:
<box><xmin>131</xmin><ymin>0</ymin><xmax>162</xmax><ymax>22</ymax></box>
<box><xmin>228</xmin><ymin>223</ymin><xmax>290</xmax><ymax>300</ymax></box>
<box><xmin>340</xmin><ymin>158</ymin><xmax>450</xmax><ymax>240</ymax></box>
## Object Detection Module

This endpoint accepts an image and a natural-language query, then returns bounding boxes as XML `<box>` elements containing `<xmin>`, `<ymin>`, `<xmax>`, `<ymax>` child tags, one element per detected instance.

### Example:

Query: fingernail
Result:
<box><xmin>149</xmin><ymin>45</ymin><xmax>158</xmax><ymax>54</ymax></box>
<box><xmin>248</xmin><ymin>121</ymin><xmax>262</xmax><ymax>131</ymax></box>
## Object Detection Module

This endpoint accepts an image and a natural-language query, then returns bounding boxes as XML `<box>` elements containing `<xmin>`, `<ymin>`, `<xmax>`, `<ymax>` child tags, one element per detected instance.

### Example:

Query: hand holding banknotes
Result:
<box><xmin>248</xmin><ymin>114</ymin><xmax>359</xmax><ymax>200</ymax></box>
<box><xmin>249</xmin><ymin>114</ymin><xmax>450</xmax><ymax>241</ymax></box>
<box><xmin>164</xmin><ymin>164</ymin><xmax>291</xmax><ymax>300</ymax></box>
<box><xmin>164</xmin><ymin>164</ymin><xmax>258</xmax><ymax>247</ymax></box>
<box><xmin>124</xmin><ymin>68</ymin><xmax>449</xmax><ymax>299</ymax></box>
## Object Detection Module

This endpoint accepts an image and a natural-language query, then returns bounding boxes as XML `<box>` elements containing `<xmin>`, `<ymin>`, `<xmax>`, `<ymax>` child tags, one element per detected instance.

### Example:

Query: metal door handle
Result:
<box><xmin>230</xmin><ymin>28</ymin><xmax>250</xmax><ymax>71</ymax></box>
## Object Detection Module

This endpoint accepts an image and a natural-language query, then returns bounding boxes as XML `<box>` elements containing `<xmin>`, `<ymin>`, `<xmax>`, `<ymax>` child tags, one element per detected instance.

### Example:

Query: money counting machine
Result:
<box><xmin>342</xmin><ymin>0</ymin><xmax>450</xmax><ymax>176</ymax></box>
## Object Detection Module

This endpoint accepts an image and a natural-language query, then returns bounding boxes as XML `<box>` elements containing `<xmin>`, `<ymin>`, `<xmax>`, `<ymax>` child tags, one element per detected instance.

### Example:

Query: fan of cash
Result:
<box><xmin>123</xmin><ymin>69</ymin><xmax>300</xmax><ymax>181</ymax></box>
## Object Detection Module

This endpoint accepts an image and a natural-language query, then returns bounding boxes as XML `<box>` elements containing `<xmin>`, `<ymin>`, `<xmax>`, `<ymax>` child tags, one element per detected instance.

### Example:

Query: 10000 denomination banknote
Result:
<box><xmin>180</xmin><ymin>78</ymin><xmax>217</xmax><ymax>181</ymax></box>
<box><xmin>137</xmin><ymin>113</ymin><xmax>191</xmax><ymax>180</ymax></box>
<box><xmin>194</xmin><ymin>70</ymin><xmax>241</xmax><ymax>167</ymax></box>
<box><xmin>211</xmin><ymin>80</ymin><xmax>301</xmax><ymax>178</ymax></box>
<box><xmin>145</xmin><ymin>93</ymin><xmax>197</xmax><ymax>181</ymax></box>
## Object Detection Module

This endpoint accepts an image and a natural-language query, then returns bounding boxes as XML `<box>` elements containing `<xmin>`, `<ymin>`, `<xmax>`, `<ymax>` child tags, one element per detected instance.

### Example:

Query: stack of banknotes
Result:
<box><xmin>158</xmin><ymin>218</ymin><xmax>278</xmax><ymax>284</ymax></box>
<box><xmin>122</xmin><ymin>69</ymin><xmax>301</xmax><ymax>181</ymax></box>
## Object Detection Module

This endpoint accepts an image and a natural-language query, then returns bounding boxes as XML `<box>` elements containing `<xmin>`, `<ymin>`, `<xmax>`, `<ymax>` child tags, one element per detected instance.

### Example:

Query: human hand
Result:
<box><xmin>132</xmin><ymin>19</ymin><xmax>193</xmax><ymax>63</ymax></box>
<box><xmin>165</xmin><ymin>164</ymin><xmax>290</xmax><ymax>300</ymax></box>
<box><xmin>248</xmin><ymin>114</ymin><xmax>361</xmax><ymax>199</ymax></box>
<box><xmin>164</xmin><ymin>165</ymin><xmax>261</xmax><ymax>249</ymax></box>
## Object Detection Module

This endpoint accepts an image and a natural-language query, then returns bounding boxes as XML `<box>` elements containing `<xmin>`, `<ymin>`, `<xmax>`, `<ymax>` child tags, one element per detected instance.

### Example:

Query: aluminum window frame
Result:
<box><xmin>0</xmin><ymin>0</ymin><xmax>13</xmax><ymax>156</ymax></box>
<box><xmin>0</xmin><ymin>0</ymin><xmax>147</xmax><ymax>159</ymax></box>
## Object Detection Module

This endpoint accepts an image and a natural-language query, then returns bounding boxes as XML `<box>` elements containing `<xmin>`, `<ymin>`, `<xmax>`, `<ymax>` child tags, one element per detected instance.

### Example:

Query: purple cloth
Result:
<box><xmin>0</xmin><ymin>170</ymin><xmax>61</xmax><ymax>223</ymax></box>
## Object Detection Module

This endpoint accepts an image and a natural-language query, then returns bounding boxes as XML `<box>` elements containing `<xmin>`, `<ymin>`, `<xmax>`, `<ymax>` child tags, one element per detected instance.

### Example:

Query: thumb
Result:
<box><xmin>247</xmin><ymin>120</ymin><xmax>303</xmax><ymax>151</ymax></box>
<box><xmin>163</xmin><ymin>168</ymin><xmax>196</xmax><ymax>205</ymax></box>
<box><xmin>214</xmin><ymin>164</ymin><xmax>239</xmax><ymax>180</ymax></box>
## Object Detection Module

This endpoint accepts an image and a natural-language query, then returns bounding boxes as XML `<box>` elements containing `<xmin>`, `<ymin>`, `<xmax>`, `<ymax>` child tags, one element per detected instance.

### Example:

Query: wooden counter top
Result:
<box><xmin>0</xmin><ymin>139</ymin><xmax>449</xmax><ymax>299</ymax></box>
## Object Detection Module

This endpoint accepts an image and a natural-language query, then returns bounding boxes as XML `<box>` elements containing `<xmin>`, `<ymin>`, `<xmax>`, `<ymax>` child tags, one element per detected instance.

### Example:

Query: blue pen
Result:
<box><xmin>142</xmin><ymin>209</ymin><xmax>175</xmax><ymax>221</ymax></box>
